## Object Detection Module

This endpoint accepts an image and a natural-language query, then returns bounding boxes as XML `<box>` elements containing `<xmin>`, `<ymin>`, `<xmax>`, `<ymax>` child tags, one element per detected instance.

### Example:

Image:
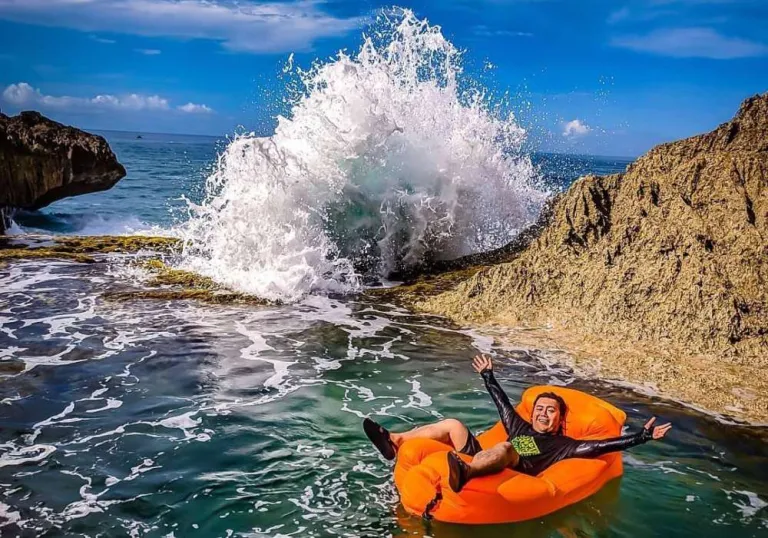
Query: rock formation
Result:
<box><xmin>405</xmin><ymin>93</ymin><xmax>768</xmax><ymax>422</ymax></box>
<box><xmin>0</xmin><ymin>111</ymin><xmax>126</xmax><ymax>233</ymax></box>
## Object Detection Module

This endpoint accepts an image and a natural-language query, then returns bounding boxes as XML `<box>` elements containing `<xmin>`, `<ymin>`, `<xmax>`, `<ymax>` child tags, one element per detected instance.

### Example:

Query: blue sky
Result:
<box><xmin>0</xmin><ymin>0</ymin><xmax>765</xmax><ymax>156</ymax></box>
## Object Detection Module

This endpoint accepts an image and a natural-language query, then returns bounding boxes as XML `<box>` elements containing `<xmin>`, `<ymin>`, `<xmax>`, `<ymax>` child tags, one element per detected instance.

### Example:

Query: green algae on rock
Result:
<box><xmin>0</xmin><ymin>248</ymin><xmax>96</xmax><ymax>264</ymax></box>
<box><xmin>0</xmin><ymin>235</ymin><xmax>180</xmax><ymax>263</ymax></box>
<box><xmin>103</xmin><ymin>289</ymin><xmax>271</xmax><ymax>305</ymax></box>
<box><xmin>48</xmin><ymin>235</ymin><xmax>180</xmax><ymax>254</ymax></box>
<box><xmin>102</xmin><ymin>259</ymin><xmax>273</xmax><ymax>306</ymax></box>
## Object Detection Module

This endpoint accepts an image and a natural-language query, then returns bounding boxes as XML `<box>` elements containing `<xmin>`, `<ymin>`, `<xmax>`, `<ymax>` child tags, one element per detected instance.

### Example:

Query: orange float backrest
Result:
<box><xmin>476</xmin><ymin>385</ymin><xmax>626</xmax><ymax>449</ymax></box>
<box><xmin>515</xmin><ymin>385</ymin><xmax>625</xmax><ymax>439</ymax></box>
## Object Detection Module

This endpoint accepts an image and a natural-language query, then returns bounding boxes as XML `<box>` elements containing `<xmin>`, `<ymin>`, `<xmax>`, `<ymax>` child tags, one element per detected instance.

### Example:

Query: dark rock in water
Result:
<box><xmin>0</xmin><ymin>111</ymin><xmax>126</xmax><ymax>233</ymax></box>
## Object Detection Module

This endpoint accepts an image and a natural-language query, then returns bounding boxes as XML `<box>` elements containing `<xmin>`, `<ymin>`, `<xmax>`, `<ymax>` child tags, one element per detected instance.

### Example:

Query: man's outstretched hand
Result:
<box><xmin>643</xmin><ymin>416</ymin><xmax>673</xmax><ymax>440</ymax></box>
<box><xmin>472</xmin><ymin>354</ymin><xmax>493</xmax><ymax>374</ymax></box>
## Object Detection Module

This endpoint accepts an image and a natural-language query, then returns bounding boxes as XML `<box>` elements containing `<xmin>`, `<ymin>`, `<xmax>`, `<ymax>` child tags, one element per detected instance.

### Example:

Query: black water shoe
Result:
<box><xmin>363</xmin><ymin>418</ymin><xmax>397</xmax><ymax>461</ymax></box>
<box><xmin>447</xmin><ymin>451</ymin><xmax>470</xmax><ymax>492</ymax></box>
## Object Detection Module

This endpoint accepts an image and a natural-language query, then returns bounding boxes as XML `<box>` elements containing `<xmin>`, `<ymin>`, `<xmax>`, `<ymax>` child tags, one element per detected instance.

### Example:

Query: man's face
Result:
<box><xmin>531</xmin><ymin>397</ymin><xmax>562</xmax><ymax>434</ymax></box>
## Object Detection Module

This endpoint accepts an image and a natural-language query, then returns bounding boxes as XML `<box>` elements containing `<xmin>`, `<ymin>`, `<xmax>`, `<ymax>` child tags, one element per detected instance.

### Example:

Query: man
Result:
<box><xmin>364</xmin><ymin>354</ymin><xmax>672</xmax><ymax>492</ymax></box>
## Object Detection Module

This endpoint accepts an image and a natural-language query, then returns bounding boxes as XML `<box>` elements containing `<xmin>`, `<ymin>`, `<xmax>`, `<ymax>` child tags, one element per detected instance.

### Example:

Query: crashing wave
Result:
<box><xmin>179</xmin><ymin>9</ymin><xmax>548</xmax><ymax>302</ymax></box>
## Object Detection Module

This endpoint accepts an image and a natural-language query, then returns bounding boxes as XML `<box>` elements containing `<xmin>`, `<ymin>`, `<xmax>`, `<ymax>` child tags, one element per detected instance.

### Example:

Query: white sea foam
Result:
<box><xmin>1</xmin><ymin>261</ymin><xmax>80</xmax><ymax>294</ymax></box>
<box><xmin>8</xmin><ymin>213</ymin><xmax>152</xmax><ymax>237</ymax></box>
<box><xmin>0</xmin><ymin>501</ymin><xmax>22</xmax><ymax>528</ymax></box>
<box><xmin>0</xmin><ymin>444</ymin><xmax>57</xmax><ymax>468</ymax></box>
<box><xmin>403</xmin><ymin>376</ymin><xmax>433</xmax><ymax>410</ymax></box>
<box><xmin>728</xmin><ymin>489</ymin><xmax>767</xmax><ymax>519</ymax></box>
<box><xmin>178</xmin><ymin>9</ymin><xmax>547</xmax><ymax>302</ymax></box>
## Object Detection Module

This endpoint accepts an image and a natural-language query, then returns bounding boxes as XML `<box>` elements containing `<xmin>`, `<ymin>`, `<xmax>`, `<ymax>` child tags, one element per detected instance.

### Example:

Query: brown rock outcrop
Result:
<box><xmin>0</xmin><ymin>111</ymin><xmax>126</xmax><ymax>233</ymax></box>
<box><xmin>409</xmin><ymin>93</ymin><xmax>768</xmax><ymax>421</ymax></box>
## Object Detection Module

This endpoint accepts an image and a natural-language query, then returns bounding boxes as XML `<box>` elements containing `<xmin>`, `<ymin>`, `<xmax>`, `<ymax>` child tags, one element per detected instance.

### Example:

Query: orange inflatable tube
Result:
<box><xmin>393</xmin><ymin>385</ymin><xmax>627</xmax><ymax>524</ymax></box>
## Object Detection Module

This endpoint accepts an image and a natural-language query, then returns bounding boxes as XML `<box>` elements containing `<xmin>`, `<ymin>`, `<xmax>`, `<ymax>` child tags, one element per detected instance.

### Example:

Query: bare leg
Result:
<box><xmin>447</xmin><ymin>442</ymin><xmax>519</xmax><ymax>492</ymax></box>
<box><xmin>467</xmin><ymin>442</ymin><xmax>519</xmax><ymax>478</ymax></box>
<box><xmin>390</xmin><ymin>418</ymin><xmax>470</xmax><ymax>451</ymax></box>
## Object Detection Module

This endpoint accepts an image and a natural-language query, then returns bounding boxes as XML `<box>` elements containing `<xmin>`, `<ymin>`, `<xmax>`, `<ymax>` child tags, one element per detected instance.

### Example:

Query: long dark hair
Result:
<box><xmin>533</xmin><ymin>392</ymin><xmax>568</xmax><ymax>435</ymax></box>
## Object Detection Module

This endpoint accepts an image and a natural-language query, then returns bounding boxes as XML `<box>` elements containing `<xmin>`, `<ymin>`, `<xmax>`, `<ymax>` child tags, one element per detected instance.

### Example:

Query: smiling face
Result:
<box><xmin>531</xmin><ymin>396</ymin><xmax>563</xmax><ymax>434</ymax></box>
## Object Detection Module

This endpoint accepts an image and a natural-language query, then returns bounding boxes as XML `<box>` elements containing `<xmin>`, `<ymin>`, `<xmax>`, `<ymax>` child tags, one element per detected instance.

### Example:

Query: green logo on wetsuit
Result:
<box><xmin>511</xmin><ymin>435</ymin><xmax>541</xmax><ymax>456</ymax></box>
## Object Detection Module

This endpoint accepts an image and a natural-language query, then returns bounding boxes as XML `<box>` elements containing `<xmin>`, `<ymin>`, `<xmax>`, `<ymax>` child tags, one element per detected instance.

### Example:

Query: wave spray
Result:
<box><xmin>179</xmin><ymin>9</ymin><xmax>548</xmax><ymax>302</ymax></box>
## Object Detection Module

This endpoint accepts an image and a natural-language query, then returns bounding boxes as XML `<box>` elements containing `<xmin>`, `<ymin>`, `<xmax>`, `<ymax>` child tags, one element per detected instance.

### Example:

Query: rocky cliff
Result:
<box><xmin>0</xmin><ymin>111</ymin><xmax>126</xmax><ymax>232</ymax></box>
<box><xmin>405</xmin><ymin>93</ymin><xmax>768</xmax><ymax>422</ymax></box>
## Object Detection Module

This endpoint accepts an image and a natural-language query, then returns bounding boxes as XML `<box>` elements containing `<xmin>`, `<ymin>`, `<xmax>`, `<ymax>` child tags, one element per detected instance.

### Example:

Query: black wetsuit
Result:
<box><xmin>460</xmin><ymin>370</ymin><xmax>653</xmax><ymax>476</ymax></box>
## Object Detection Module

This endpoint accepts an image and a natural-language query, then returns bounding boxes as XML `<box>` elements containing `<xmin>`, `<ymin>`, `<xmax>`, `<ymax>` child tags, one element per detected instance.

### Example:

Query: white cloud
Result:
<box><xmin>2</xmin><ymin>82</ymin><xmax>173</xmax><ymax>112</ymax></box>
<box><xmin>3</xmin><ymin>82</ymin><xmax>215</xmax><ymax>115</ymax></box>
<box><xmin>135</xmin><ymin>48</ymin><xmax>161</xmax><ymax>55</ymax></box>
<box><xmin>0</xmin><ymin>0</ymin><xmax>365</xmax><ymax>54</ymax></box>
<box><xmin>90</xmin><ymin>35</ymin><xmax>116</xmax><ymax>44</ymax></box>
<box><xmin>473</xmin><ymin>25</ymin><xmax>533</xmax><ymax>37</ymax></box>
<box><xmin>562</xmin><ymin>119</ymin><xmax>591</xmax><ymax>137</ymax></box>
<box><xmin>3</xmin><ymin>83</ymin><xmax>39</xmax><ymax>105</ymax></box>
<box><xmin>178</xmin><ymin>102</ymin><xmax>213</xmax><ymax>114</ymax></box>
<box><xmin>612</xmin><ymin>27</ymin><xmax>768</xmax><ymax>59</ymax></box>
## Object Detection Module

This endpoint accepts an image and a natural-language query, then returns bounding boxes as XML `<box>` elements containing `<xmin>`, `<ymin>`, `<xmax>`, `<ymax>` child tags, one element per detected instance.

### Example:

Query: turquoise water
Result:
<box><xmin>2</xmin><ymin>134</ymin><xmax>767</xmax><ymax>537</ymax></box>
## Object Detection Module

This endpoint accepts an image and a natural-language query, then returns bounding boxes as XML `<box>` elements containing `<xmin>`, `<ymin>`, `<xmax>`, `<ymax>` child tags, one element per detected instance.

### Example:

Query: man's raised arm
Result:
<box><xmin>472</xmin><ymin>355</ymin><xmax>525</xmax><ymax>435</ymax></box>
<box><xmin>570</xmin><ymin>417</ymin><xmax>672</xmax><ymax>458</ymax></box>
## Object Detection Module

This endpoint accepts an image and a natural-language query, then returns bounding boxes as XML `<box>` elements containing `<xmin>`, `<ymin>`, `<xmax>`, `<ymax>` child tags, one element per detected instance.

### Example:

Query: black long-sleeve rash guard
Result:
<box><xmin>481</xmin><ymin>369</ymin><xmax>652</xmax><ymax>476</ymax></box>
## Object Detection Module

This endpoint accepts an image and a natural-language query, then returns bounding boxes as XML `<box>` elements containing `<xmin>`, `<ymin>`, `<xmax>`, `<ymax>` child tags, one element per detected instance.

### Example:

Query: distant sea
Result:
<box><xmin>10</xmin><ymin>129</ymin><xmax>635</xmax><ymax>236</ymax></box>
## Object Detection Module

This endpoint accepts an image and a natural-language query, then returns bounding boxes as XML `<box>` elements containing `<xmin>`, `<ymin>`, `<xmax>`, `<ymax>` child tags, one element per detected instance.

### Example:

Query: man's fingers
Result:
<box><xmin>644</xmin><ymin>416</ymin><xmax>657</xmax><ymax>429</ymax></box>
<box><xmin>471</xmin><ymin>354</ymin><xmax>492</xmax><ymax>372</ymax></box>
<box><xmin>652</xmin><ymin>423</ymin><xmax>672</xmax><ymax>439</ymax></box>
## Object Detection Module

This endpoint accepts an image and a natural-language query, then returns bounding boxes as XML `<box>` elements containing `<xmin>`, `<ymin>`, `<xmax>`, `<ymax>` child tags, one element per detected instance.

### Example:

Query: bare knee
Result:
<box><xmin>440</xmin><ymin>419</ymin><xmax>469</xmax><ymax>448</ymax></box>
<box><xmin>440</xmin><ymin>419</ymin><xmax>466</xmax><ymax>432</ymax></box>
<box><xmin>497</xmin><ymin>442</ymin><xmax>519</xmax><ymax>465</ymax></box>
<box><xmin>497</xmin><ymin>441</ymin><xmax>517</xmax><ymax>456</ymax></box>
